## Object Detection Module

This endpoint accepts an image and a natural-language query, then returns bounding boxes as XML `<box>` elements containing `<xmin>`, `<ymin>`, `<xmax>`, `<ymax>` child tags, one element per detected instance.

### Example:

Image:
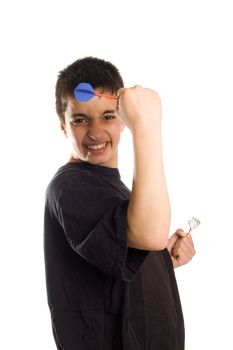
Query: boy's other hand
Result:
<box><xmin>167</xmin><ymin>229</ymin><xmax>196</xmax><ymax>268</ymax></box>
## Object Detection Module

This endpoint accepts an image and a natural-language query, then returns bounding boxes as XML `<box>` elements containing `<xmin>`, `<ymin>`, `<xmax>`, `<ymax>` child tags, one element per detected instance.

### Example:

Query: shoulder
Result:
<box><xmin>45</xmin><ymin>163</ymin><xmax>131</xmax><ymax>229</ymax></box>
<box><xmin>46</xmin><ymin>163</ymin><xmax>89</xmax><ymax>199</ymax></box>
<box><xmin>45</xmin><ymin>162</ymin><xmax>117</xmax><ymax>201</ymax></box>
<box><xmin>45</xmin><ymin>162</ymin><xmax>129</xmax><ymax>212</ymax></box>
<box><xmin>45</xmin><ymin>163</ymin><xmax>91</xmax><ymax>220</ymax></box>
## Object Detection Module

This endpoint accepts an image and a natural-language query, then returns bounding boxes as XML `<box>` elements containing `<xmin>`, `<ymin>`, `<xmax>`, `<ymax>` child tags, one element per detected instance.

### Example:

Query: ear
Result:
<box><xmin>60</xmin><ymin>122</ymin><xmax>67</xmax><ymax>137</ymax></box>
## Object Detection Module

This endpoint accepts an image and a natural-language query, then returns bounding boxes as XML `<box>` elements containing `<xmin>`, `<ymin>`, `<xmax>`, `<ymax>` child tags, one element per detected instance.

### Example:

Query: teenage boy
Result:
<box><xmin>44</xmin><ymin>56</ymin><xmax>195</xmax><ymax>350</ymax></box>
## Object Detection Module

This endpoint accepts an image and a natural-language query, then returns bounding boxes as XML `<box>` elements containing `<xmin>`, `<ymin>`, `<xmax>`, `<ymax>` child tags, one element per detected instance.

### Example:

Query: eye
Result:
<box><xmin>71</xmin><ymin>117</ymin><xmax>89</xmax><ymax>125</ymax></box>
<box><xmin>103</xmin><ymin>115</ymin><xmax>116</xmax><ymax>121</ymax></box>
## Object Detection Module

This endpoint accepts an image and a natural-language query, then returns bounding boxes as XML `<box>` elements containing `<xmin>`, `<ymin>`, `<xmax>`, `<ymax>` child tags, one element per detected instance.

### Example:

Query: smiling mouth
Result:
<box><xmin>86</xmin><ymin>142</ymin><xmax>108</xmax><ymax>151</ymax></box>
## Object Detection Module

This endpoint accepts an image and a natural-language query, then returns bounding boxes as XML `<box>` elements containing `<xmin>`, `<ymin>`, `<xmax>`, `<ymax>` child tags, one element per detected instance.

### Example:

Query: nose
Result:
<box><xmin>87</xmin><ymin>120</ymin><xmax>105</xmax><ymax>141</ymax></box>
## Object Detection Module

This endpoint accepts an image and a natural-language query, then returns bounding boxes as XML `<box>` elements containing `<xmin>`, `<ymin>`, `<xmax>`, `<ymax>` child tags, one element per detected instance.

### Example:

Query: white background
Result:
<box><xmin>0</xmin><ymin>0</ymin><xmax>232</xmax><ymax>349</ymax></box>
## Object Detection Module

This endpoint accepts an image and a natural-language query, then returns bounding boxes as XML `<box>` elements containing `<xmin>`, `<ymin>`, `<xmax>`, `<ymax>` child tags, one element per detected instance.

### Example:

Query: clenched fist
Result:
<box><xmin>116</xmin><ymin>85</ymin><xmax>162</xmax><ymax>133</ymax></box>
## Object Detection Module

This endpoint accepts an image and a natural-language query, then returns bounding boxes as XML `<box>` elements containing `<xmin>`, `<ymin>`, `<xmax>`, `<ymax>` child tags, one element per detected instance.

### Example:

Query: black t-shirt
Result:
<box><xmin>44</xmin><ymin>162</ymin><xmax>184</xmax><ymax>350</ymax></box>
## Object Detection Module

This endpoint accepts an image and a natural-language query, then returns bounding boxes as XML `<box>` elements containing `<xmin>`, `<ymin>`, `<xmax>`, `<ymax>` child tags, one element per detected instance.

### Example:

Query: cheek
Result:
<box><xmin>109</xmin><ymin>122</ymin><xmax>122</xmax><ymax>141</ymax></box>
<box><xmin>67</xmin><ymin>126</ymin><xmax>83</xmax><ymax>141</ymax></box>
<box><xmin>66</xmin><ymin>128</ymin><xmax>86</xmax><ymax>153</ymax></box>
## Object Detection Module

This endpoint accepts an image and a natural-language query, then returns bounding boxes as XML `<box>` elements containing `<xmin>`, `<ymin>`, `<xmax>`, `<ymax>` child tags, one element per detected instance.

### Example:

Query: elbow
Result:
<box><xmin>144</xmin><ymin>220</ymin><xmax>170</xmax><ymax>250</ymax></box>
<box><xmin>141</xmin><ymin>233</ymin><xmax>168</xmax><ymax>251</ymax></box>
<box><xmin>147</xmin><ymin>237</ymin><xmax>168</xmax><ymax>251</ymax></box>
<box><xmin>128</xmin><ymin>228</ymin><xmax>169</xmax><ymax>251</ymax></box>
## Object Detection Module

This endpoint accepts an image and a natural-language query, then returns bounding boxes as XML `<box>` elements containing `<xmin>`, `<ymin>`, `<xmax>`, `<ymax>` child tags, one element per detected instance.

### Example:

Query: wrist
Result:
<box><xmin>130</xmin><ymin>120</ymin><xmax>162</xmax><ymax>136</ymax></box>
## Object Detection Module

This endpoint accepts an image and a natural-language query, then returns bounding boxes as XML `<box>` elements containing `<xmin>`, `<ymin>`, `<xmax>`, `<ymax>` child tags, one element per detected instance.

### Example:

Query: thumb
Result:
<box><xmin>167</xmin><ymin>232</ymin><xmax>179</xmax><ymax>253</ymax></box>
<box><xmin>117</xmin><ymin>87</ymin><xmax>127</xmax><ymax>98</ymax></box>
<box><xmin>116</xmin><ymin>88</ymin><xmax>126</xmax><ymax>113</ymax></box>
<box><xmin>175</xmin><ymin>228</ymin><xmax>187</xmax><ymax>238</ymax></box>
<box><xmin>167</xmin><ymin>228</ymin><xmax>187</xmax><ymax>253</ymax></box>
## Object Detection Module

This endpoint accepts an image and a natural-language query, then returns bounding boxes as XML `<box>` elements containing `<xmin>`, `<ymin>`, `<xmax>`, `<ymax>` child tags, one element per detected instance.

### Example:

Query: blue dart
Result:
<box><xmin>74</xmin><ymin>82</ymin><xmax>118</xmax><ymax>102</ymax></box>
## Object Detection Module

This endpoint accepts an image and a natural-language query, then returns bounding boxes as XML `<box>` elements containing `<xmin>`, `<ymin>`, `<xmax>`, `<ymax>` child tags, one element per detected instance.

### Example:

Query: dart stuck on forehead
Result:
<box><xmin>74</xmin><ymin>83</ymin><xmax>118</xmax><ymax>102</ymax></box>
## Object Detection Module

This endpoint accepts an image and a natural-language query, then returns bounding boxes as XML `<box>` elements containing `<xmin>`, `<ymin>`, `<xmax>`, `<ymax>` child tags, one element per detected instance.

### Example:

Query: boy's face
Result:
<box><xmin>61</xmin><ymin>88</ymin><xmax>124</xmax><ymax>168</ymax></box>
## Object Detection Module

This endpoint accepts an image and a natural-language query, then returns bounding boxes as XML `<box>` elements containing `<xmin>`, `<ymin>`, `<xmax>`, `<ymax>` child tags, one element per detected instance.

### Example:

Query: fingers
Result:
<box><xmin>168</xmin><ymin>227</ymin><xmax>196</xmax><ymax>268</ymax></box>
<box><xmin>116</xmin><ymin>87</ymin><xmax>128</xmax><ymax>111</ymax></box>
<box><xmin>117</xmin><ymin>85</ymin><xmax>157</xmax><ymax>98</ymax></box>
<box><xmin>172</xmin><ymin>234</ymin><xmax>195</xmax><ymax>256</ymax></box>
<box><xmin>167</xmin><ymin>229</ymin><xmax>187</xmax><ymax>253</ymax></box>
<box><xmin>167</xmin><ymin>228</ymin><xmax>189</xmax><ymax>253</ymax></box>
<box><xmin>117</xmin><ymin>87</ymin><xmax>127</xmax><ymax>98</ymax></box>
<box><xmin>116</xmin><ymin>85</ymin><xmax>162</xmax><ymax>131</ymax></box>
<box><xmin>174</xmin><ymin>228</ymin><xmax>187</xmax><ymax>238</ymax></box>
<box><xmin>171</xmin><ymin>234</ymin><xmax>196</xmax><ymax>267</ymax></box>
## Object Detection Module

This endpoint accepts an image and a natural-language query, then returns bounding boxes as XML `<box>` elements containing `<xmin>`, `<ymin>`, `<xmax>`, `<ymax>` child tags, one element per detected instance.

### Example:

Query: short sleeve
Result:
<box><xmin>57</xmin><ymin>184</ymin><xmax>149</xmax><ymax>282</ymax></box>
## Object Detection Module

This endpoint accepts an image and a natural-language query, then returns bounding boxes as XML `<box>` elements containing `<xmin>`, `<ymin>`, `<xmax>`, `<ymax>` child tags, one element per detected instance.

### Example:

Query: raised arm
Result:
<box><xmin>117</xmin><ymin>86</ymin><xmax>170</xmax><ymax>251</ymax></box>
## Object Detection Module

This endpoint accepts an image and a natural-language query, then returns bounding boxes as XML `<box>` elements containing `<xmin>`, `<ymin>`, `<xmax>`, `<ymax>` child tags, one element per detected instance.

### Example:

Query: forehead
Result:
<box><xmin>66</xmin><ymin>87</ymin><xmax>117</xmax><ymax>116</ymax></box>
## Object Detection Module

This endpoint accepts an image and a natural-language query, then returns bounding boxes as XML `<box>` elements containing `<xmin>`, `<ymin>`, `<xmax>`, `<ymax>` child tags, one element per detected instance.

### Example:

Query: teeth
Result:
<box><xmin>87</xmin><ymin>143</ymin><xmax>106</xmax><ymax>150</ymax></box>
